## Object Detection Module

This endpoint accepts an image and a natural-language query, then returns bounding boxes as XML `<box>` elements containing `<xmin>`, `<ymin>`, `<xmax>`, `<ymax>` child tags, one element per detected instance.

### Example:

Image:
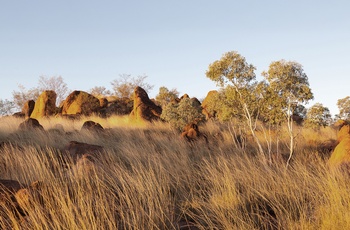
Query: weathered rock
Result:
<box><xmin>18</xmin><ymin>118</ymin><xmax>45</xmax><ymax>131</ymax></box>
<box><xmin>105</xmin><ymin>97</ymin><xmax>134</xmax><ymax>116</ymax></box>
<box><xmin>180</xmin><ymin>94</ymin><xmax>190</xmax><ymax>100</ymax></box>
<box><xmin>130</xmin><ymin>86</ymin><xmax>162</xmax><ymax>122</ymax></box>
<box><xmin>333</xmin><ymin>119</ymin><xmax>348</xmax><ymax>128</ymax></box>
<box><xmin>0</xmin><ymin>180</ymin><xmax>25</xmax><ymax>227</ymax></box>
<box><xmin>328</xmin><ymin>142</ymin><xmax>350</xmax><ymax>168</ymax></box>
<box><xmin>61</xmin><ymin>90</ymin><xmax>100</xmax><ymax>116</ymax></box>
<box><xmin>337</xmin><ymin>123</ymin><xmax>350</xmax><ymax>143</ymax></box>
<box><xmin>328</xmin><ymin>122</ymin><xmax>350</xmax><ymax>170</ymax></box>
<box><xmin>15</xmin><ymin>181</ymin><xmax>44</xmax><ymax>212</ymax></box>
<box><xmin>64</xmin><ymin>141</ymin><xmax>103</xmax><ymax>162</ymax></box>
<box><xmin>190</xmin><ymin>97</ymin><xmax>201</xmax><ymax>107</ymax></box>
<box><xmin>30</xmin><ymin>90</ymin><xmax>57</xmax><ymax>119</ymax></box>
<box><xmin>81</xmin><ymin>120</ymin><xmax>104</xmax><ymax>132</ymax></box>
<box><xmin>22</xmin><ymin>100</ymin><xmax>35</xmax><ymax>118</ymax></box>
<box><xmin>47</xmin><ymin>123</ymin><xmax>65</xmax><ymax>135</ymax></box>
<box><xmin>0</xmin><ymin>179</ymin><xmax>23</xmax><ymax>194</ymax></box>
<box><xmin>181</xmin><ymin>123</ymin><xmax>208</xmax><ymax>143</ymax></box>
<box><xmin>12</xmin><ymin>112</ymin><xmax>25</xmax><ymax>118</ymax></box>
<box><xmin>99</xmin><ymin>97</ymin><xmax>108</xmax><ymax>108</ymax></box>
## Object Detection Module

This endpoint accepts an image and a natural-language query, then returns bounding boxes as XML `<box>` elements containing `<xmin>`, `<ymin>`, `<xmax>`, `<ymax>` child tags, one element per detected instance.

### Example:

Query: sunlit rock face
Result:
<box><xmin>61</xmin><ymin>90</ymin><xmax>100</xmax><ymax>116</ymax></box>
<box><xmin>130</xmin><ymin>86</ymin><xmax>162</xmax><ymax>122</ymax></box>
<box><xmin>30</xmin><ymin>90</ymin><xmax>57</xmax><ymax>119</ymax></box>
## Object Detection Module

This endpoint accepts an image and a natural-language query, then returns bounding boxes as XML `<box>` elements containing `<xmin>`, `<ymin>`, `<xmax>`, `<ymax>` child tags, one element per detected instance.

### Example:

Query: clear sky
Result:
<box><xmin>1</xmin><ymin>0</ymin><xmax>349</xmax><ymax>116</ymax></box>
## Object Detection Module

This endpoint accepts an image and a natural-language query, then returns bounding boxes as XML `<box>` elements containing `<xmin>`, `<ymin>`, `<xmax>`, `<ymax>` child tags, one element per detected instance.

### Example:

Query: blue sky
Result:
<box><xmin>1</xmin><ymin>0</ymin><xmax>349</xmax><ymax>116</ymax></box>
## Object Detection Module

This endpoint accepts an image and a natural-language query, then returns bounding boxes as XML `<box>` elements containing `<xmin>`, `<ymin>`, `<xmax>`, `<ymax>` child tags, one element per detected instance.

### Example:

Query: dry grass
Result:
<box><xmin>0</xmin><ymin>115</ymin><xmax>348</xmax><ymax>229</ymax></box>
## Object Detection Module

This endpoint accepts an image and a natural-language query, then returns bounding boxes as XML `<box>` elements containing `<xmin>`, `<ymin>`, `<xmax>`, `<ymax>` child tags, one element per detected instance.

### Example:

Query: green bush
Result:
<box><xmin>161</xmin><ymin>98</ymin><xmax>205</xmax><ymax>131</ymax></box>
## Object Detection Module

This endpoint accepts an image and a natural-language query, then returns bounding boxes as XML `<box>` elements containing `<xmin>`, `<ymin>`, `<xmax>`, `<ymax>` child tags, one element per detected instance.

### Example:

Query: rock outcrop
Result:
<box><xmin>63</xmin><ymin>141</ymin><xmax>104</xmax><ymax>162</ymax></box>
<box><xmin>181</xmin><ymin>123</ymin><xmax>208</xmax><ymax>143</ymax></box>
<box><xmin>328</xmin><ymin>120</ymin><xmax>350</xmax><ymax>170</ymax></box>
<box><xmin>81</xmin><ymin>120</ymin><xmax>104</xmax><ymax>132</ymax></box>
<box><xmin>61</xmin><ymin>91</ymin><xmax>100</xmax><ymax>116</ymax></box>
<box><xmin>15</xmin><ymin>181</ymin><xmax>45</xmax><ymax>213</ymax></box>
<box><xmin>22</xmin><ymin>100</ymin><xmax>35</xmax><ymax>118</ymax></box>
<box><xmin>18</xmin><ymin>118</ymin><xmax>45</xmax><ymax>131</ymax></box>
<box><xmin>30</xmin><ymin>90</ymin><xmax>57</xmax><ymax>119</ymax></box>
<box><xmin>106</xmin><ymin>97</ymin><xmax>134</xmax><ymax>116</ymax></box>
<box><xmin>130</xmin><ymin>86</ymin><xmax>162</xmax><ymax>122</ymax></box>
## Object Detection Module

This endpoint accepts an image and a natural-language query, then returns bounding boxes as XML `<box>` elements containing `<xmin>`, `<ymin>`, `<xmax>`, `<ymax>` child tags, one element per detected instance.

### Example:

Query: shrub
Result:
<box><xmin>161</xmin><ymin>98</ymin><xmax>205</xmax><ymax>131</ymax></box>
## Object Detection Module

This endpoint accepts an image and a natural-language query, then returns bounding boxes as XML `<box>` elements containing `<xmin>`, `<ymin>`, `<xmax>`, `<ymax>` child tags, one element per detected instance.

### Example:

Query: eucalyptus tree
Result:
<box><xmin>262</xmin><ymin>60</ymin><xmax>313</xmax><ymax>167</ymax></box>
<box><xmin>304</xmin><ymin>103</ymin><xmax>332</xmax><ymax>129</ymax></box>
<box><xmin>337</xmin><ymin>96</ymin><xmax>350</xmax><ymax>120</ymax></box>
<box><xmin>155</xmin><ymin>86</ymin><xmax>179</xmax><ymax>107</ymax></box>
<box><xmin>206</xmin><ymin>51</ymin><xmax>266</xmax><ymax>158</ymax></box>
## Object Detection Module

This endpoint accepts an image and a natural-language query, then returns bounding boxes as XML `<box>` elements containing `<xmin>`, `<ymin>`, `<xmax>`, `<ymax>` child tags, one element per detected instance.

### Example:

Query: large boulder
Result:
<box><xmin>22</xmin><ymin>100</ymin><xmax>35</xmax><ymax>118</ymax></box>
<box><xmin>0</xmin><ymin>179</ymin><xmax>25</xmax><ymax>225</ymax></box>
<box><xmin>181</xmin><ymin>123</ymin><xmax>208</xmax><ymax>143</ymax></box>
<box><xmin>64</xmin><ymin>141</ymin><xmax>104</xmax><ymax>162</ymax></box>
<box><xmin>81</xmin><ymin>120</ymin><xmax>104</xmax><ymax>132</ymax></box>
<box><xmin>328</xmin><ymin>123</ymin><xmax>350</xmax><ymax>170</ymax></box>
<box><xmin>104</xmin><ymin>97</ymin><xmax>134</xmax><ymax>116</ymax></box>
<box><xmin>0</xmin><ymin>179</ymin><xmax>23</xmax><ymax>194</ymax></box>
<box><xmin>30</xmin><ymin>90</ymin><xmax>57</xmax><ymax>119</ymax></box>
<box><xmin>18</xmin><ymin>118</ymin><xmax>45</xmax><ymax>131</ymax></box>
<box><xmin>15</xmin><ymin>181</ymin><xmax>44</xmax><ymax>213</ymax></box>
<box><xmin>328</xmin><ymin>136</ymin><xmax>350</xmax><ymax>169</ymax></box>
<box><xmin>61</xmin><ymin>91</ymin><xmax>100</xmax><ymax>116</ymax></box>
<box><xmin>337</xmin><ymin>125</ymin><xmax>350</xmax><ymax>143</ymax></box>
<box><xmin>130</xmin><ymin>86</ymin><xmax>162</xmax><ymax>122</ymax></box>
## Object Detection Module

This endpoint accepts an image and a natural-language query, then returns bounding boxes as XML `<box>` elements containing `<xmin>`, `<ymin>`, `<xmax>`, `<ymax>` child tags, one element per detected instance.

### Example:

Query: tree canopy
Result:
<box><xmin>12</xmin><ymin>76</ymin><xmax>69</xmax><ymax>109</ymax></box>
<box><xmin>155</xmin><ymin>86</ymin><xmax>179</xmax><ymax>107</ymax></box>
<box><xmin>337</xmin><ymin>96</ymin><xmax>350</xmax><ymax>120</ymax></box>
<box><xmin>304</xmin><ymin>103</ymin><xmax>332</xmax><ymax>129</ymax></box>
<box><xmin>111</xmin><ymin>74</ymin><xmax>154</xmax><ymax>99</ymax></box>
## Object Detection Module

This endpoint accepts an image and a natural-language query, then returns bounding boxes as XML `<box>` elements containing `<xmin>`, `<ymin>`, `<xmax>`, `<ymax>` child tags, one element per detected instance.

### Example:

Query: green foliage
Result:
<box><xmin>304</xmin><ymin>103</ymin><xmax>332</xmax><ymax>129</ymax></box>
<box><xmin>161</xmin><ymin>98</ymin><xmax>205</xmax><ymax>131</ymax></box>
<box><xmin>155</xmin><ymin>86</ymin><xmax>179</xmax><ymax>107</ymax></box>
<box><xmin>206</xmin><ymin>51</ymin><xmax>256</xmax><ymax>88</ymax></box>
<box><xmin>111</xmin><ymin>74</ymin><xmax>154</xmax><ymax>99</ymax></box>
<box><xmin>337</xmin><ymin>96</ymin><xmax>350</xmax><ymax>120</ymax></box>
<box><xmin>205</xmin><ymin>50</ymin><xmax>267</xmax><ymax>156</ymax></box>
<box><xmin>262</xmin><ymin>60</ymin><xmax>313</xmax><ymax>166</ymax></box>
<box><xmin>205</xmin><ymin>51</ymin><xmax>261</xmax><ymax>122</ymax></box>
<box><xmin>262</xmin><ymin>60</ymin><xmax>314</xmax><ymax>124</ymax></box>
<box><xmin>262</xmin><ymin>60</ymin><xmax>313</xmax><ymax>106</ymax></box>
<box><xmin>211</xmin><ymin>86</ymin><xmax>243</xmax><ymax>121</ymax></box>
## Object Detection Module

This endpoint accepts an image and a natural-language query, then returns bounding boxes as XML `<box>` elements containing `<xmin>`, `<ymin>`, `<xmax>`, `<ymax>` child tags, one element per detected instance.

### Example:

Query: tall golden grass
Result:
<box><xmin>0</xmin><ymin>115</ymin><xmax>347</xmax><ymax>229</ymax></box>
